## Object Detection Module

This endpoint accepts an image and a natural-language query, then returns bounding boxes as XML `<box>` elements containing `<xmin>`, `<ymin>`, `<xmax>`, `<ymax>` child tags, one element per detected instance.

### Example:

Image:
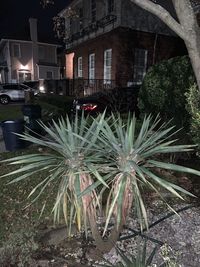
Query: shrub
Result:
<box><xmin>36</xmin><ymin>94</ymin><xmax>74</xmax><ymax>120</ymax></box>
<box><xmin>185</xmin><ymin>84</ymin><xmax>200</xmax><ymax>150</ymax></box>
<box><xmin>138</xmin><ymin>56</ymin><xmax>196</xmax><ymax>130</ymax></box>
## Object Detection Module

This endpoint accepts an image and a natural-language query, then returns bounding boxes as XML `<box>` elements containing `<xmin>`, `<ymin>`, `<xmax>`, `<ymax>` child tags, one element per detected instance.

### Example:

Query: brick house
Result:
<box><xmin>58</xmin><ymin>0</ymin><xmax>187</xmax><ymax>95</ymax></box>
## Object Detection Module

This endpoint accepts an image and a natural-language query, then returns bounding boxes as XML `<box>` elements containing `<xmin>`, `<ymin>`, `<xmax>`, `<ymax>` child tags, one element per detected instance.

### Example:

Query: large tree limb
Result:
<box><xmin>172</xmin><ymin>0</ymin><xmax>197</xmax><ymax>29</ymax></box>
<box><xmin>130</xmin><ymin>0</ymin><xmax>190</xmax><ymax>42</ymax></box>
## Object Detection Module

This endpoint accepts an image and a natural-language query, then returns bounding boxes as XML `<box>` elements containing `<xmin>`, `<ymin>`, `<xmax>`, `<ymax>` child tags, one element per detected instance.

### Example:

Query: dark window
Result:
<box><xmin>108</xmin><ymin>0</ymin><xmax>114</xmax><ymax>13</ymax></box>
<box><xmin>133</xmin><ymin>48</ymin><xmax>148</xmax><ymax>84</ymax></box>
<box><xmin>3</xmin><ymin>84</ymin><xmax>19</xmax><ymax>90</ymax></box>
<box><xmin>91</xmin><ymin>0</ymin><xmax>96</xmax><ymax>22</ymax></box>
<box><xmin>39</xmin><ymin>46</ymin><xmax>45</xmax><ymax>60</ymax></box>
<box><xmin>13</xmin><ymin>44</ymin><xmax>21</xmax><ymax>58</ymax></box>
<box><xmin>46</xmin><ymin>71</ymin><xmax>53</xmax><ymax>79</ymax></box>
<box><xmin>79</xmin><ymin>7</ymin><xmax>83</xmax><ymax>30</ymax></box>
<box><xmin>20</xmin><ymin>84</ymin><xmax>29</xmax><ymax>89</ymax></box>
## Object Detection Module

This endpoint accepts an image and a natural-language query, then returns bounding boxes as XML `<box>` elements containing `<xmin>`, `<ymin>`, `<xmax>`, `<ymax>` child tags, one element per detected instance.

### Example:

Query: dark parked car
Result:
<box><xmin>72</xmin><ymin>86</ymin><xmax>140</xmax><ymax>117</ymax></box>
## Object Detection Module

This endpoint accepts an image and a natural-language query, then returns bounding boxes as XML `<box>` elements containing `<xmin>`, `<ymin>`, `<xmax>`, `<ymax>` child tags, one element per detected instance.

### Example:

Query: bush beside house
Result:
<box><xmin>138</xmin><ymin>56</ymin><xmax>196</xmax><ymax>131</ymax></box>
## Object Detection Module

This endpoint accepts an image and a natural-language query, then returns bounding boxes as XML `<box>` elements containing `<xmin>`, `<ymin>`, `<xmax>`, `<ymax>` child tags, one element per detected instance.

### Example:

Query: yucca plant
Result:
<box><xmin>95</xmin><ymin>114</ymin><xmax>199</xmax><ymax>242</ymax></box>
<box><xmin>1</xmin><ymin>113</ymin><xmax>108</xmax><ymax>248</ymax></box>
<box><xmin>97</xmin><ymin>241</ymin><xmax>159</xmax><ymax>267</ymax></box>
<box><xmin>97</xmin><ymin>241</ymin><xmax>179</xmax><ymax>267</ymax></box>
<box><xmin>1</xmin><ymin>112</ymin><xmax>200</xmax><ymax>255</ymax></box>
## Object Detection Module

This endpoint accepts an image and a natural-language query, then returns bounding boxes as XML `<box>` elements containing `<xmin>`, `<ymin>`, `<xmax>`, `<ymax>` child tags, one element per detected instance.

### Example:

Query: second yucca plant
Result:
<box><xmin>2</xmin><ymin>113</ymin><xmax>200</xmax><ymax>255</ymax></box>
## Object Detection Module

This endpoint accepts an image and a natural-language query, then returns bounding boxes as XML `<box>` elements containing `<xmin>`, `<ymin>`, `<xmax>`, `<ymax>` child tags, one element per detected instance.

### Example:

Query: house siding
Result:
<box><xmin>0</xmin><ymin>39</ymin><xmax>60</xmax><ymax>83</ymax></box>
<box><xmin>9</xmin><ymin>41</ymin><xmax>33</xmax><ymax>82</ymax></box>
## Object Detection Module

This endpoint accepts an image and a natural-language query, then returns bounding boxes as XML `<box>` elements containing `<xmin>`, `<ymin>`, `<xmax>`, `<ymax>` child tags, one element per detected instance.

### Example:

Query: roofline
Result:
<box><xmin>0</xmin><ymin>38</ymin><xmax>62</xmax><ymax>47</ymax></box>
<box><xmin>57</xmin><ymin>0</ymin><xmax>75</xmax><ymax>16</ymax></box>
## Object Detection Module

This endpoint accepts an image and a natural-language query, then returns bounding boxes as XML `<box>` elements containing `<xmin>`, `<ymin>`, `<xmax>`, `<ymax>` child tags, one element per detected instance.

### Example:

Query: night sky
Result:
<box><xmin>0</xmin><ymin>0</ymin><xmax>68</xmax><ymax>43</ymax></box>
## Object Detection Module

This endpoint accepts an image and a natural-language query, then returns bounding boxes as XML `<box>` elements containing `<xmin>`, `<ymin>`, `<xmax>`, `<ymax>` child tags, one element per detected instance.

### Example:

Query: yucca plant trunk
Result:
<box><xmin>80</xmin><ymin>173</ymin><xmax>125</xmax><ymax>257</ymax></box>
<box><xmin>87</xmin><ymin>211</ymin><xmax>124</xmax><ymax>258</ymax></box>
<box><xmin>83</xmin><ymin>175</ymin><xmax>133</xmax><ymax>257</ymax></box>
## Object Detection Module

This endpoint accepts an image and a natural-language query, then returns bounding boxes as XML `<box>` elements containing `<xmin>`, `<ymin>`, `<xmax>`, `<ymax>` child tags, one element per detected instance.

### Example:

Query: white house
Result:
<box><xmin>0</xmin><ymin>18</ymin><xmax>61</xmax><ymax>84</ymax></box>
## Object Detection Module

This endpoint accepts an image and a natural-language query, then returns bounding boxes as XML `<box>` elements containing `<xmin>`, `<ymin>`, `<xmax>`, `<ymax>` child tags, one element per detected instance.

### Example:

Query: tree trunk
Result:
<box><xmin>130</xmin><ymin>0</ymin><xmax>200</xmax><ymax>91</ymax></box>
<box><xmin>185</xmin><ymin>40</ymin><xmax>200</xmax><ymax>90</ymax></box>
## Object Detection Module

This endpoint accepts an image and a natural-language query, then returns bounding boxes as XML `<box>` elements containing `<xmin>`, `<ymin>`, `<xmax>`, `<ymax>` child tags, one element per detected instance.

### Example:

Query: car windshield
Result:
<box><xmin>20</xmin><ymin>84</ymin><xmax>30</xmax><ymax>90</ymax></box>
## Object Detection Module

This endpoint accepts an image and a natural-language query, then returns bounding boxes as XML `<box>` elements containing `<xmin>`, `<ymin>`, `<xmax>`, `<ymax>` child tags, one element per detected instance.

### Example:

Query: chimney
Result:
<box><xmin>29</xmin><ymin>18</ymin><xmax>38</xmax><ymax>42</ymax></box>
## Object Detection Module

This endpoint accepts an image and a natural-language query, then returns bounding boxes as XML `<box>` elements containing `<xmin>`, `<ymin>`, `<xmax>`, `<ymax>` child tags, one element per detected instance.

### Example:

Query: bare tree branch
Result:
<box><xmin>130</xmin><ymin>0</ymin><xmax>190</xmax><ymax>42</ymax></box>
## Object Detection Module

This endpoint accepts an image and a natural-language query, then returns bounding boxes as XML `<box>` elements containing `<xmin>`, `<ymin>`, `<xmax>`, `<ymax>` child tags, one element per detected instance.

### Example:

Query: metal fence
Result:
<box><xmin>42</xmin><ymin>78</ymin><xmax>116</xmax><ymax>97</ymax></box>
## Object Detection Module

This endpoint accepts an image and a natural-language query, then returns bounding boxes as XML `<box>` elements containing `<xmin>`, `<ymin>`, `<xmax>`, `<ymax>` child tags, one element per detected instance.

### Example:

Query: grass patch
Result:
<box><xmin>0</xmin><ymin>104</ymin><xmax>23</xmax><ymax>121</ymax></box>
<box><xmin>0</xmin><ymin>147</ymin><xmax>58</xmax><ymax>245</ymax></box>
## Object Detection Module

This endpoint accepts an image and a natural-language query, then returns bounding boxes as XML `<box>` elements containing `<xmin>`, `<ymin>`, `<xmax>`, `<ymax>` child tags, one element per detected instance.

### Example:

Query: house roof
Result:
<box><xmin>58</xmin><ymin>0</ymin><xmax>177</xmax><ymax>36</ymax></box>
<box><xmin>58</xmin><ymin>0</ymin><xmax>199</xmax><ymax>36</ymax></box>
<box><xmin>0</xmin><ymin>38</ymin><xmax>62</xmax><ymax>48</ymax></box>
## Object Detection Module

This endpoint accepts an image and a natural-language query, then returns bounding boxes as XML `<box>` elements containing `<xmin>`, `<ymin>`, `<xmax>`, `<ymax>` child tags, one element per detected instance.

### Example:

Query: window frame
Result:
<box><xmin>18</xmin><ymin>72</ymin><xmax>31</xmax><ymax>82</ymax></box>
<box><xmin>103</xmin><ymin>48</ymin><xmax>112</xmax><ymax>84</ymax></box>
<box><xmin>46</xmin><ymin>71</ymin><xmax>53</xmax><ymax>80</ymax></box>
<box><xmin>77</xmin><ymin>56</ymin><xmax>83</xmax><ymax>78</ymax></box>
<box><xmin>89</xmin><ymin>53</ymin><xmax>95</xmax><ymax>83</ymax></box>
<box><xmin>133</xmin><ymin>48</ymin><xmax>148</xmax><ymax>85</ymax></box>
<box><xmin>12</xmin><ymin>43</ymin><xmax>21</xmax><ymax>58</ymax></box>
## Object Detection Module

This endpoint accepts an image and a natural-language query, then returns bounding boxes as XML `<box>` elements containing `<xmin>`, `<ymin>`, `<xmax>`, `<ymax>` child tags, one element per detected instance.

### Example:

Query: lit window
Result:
<box><xmin>18</xmin><ymin>72</ymin><xmax>31</xmax><ymax>82</ymax></box>
<box><xmin>46</xmin><ymin>71</ymin><xmax>53</xmax><ymax>79</ymax></box>
<box><xmin>78</xmin><ymin>57</ymin><xmax>83</xmax><ymax>78</ymax></box>
<box><xmin>13</xmin><ymin>44</ymin><xmax>21</xmax><ymax>58</ymax></box>
<box><xmin>89</xmin><ymin>53</ymin><xmax>95</xmax><ymax>83</ymax></box>
<box><xmin>133</xmin><ymin>48</ymin><xmax>148</xmax><ymax>84</ymax></box>
<box><xmin>104</xmin><ymin>49</ymin><xmax>112</xmax><ymax>84</ymax></box>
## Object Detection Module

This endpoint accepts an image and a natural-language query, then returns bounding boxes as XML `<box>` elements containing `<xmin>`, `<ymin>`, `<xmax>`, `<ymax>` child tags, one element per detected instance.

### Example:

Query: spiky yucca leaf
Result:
<box><xmin>98</xmin><ymin>113</ymin><xmax>199</xmax><ymax>233</ymax></box>
<box><xmin>1</xmin><ymin>113</ymin><xmax>107</xmax><ymax>236</ymax></box>
<box><xmin>97</xmin><ymin>241</ymin><xmax>159</xmax><ymax>267</ymax></box>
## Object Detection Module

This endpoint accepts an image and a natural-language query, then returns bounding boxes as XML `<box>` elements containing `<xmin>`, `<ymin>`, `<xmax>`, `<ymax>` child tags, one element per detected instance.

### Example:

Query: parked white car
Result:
<box><xmin>0</xmin><ymin>83</ymin><xmax>36</xmax><ymax>104</ymax></box>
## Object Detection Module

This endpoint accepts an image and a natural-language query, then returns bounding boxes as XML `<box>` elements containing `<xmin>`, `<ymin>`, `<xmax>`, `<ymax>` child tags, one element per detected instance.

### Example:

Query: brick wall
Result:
<box><xmin>70</xmin><ymin>32</ymin><xmax>119</xmax><ymax>81</ymax></box>
<box><xmin>66</xmin><ymin>27</ymin><xmax>187</xmax><ymax>87</ymax></box>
